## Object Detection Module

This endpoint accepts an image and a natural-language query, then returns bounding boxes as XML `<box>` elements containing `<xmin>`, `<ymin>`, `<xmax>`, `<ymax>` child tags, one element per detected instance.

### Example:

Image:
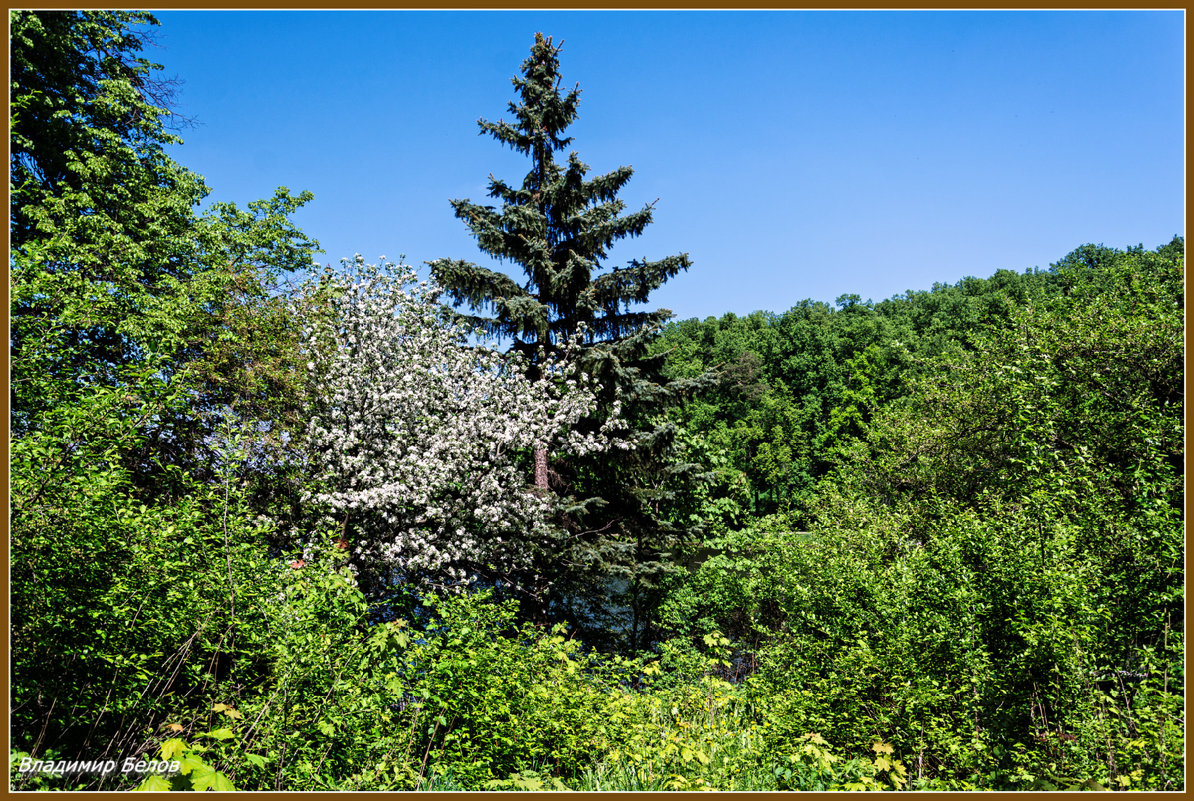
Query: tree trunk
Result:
<box><xmin>534</xmin><ymin>447</ymin><xmax>549</xmax><ymax>490</ymax></box>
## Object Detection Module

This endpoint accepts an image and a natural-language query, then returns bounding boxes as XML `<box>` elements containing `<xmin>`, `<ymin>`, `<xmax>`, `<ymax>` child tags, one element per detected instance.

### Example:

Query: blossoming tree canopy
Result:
<box><xmin>301</xmin><ymin>257</ymin><xmax>617</xmax><ymax>589</ymax></box>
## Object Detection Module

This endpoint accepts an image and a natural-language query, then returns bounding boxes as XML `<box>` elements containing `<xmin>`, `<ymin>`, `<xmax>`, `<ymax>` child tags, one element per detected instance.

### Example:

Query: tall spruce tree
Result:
<box><xmin>430</xmin><ymin>33</ymin><xmax>711</xmax><ymax>649</ymax></box>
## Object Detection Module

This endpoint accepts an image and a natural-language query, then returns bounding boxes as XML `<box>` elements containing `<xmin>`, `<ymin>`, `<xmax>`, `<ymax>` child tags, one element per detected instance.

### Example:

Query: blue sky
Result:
<box><xmin>150</xmin><ymin>9</ymin><xmax>1184</xmax><ymax>322</ymax></box>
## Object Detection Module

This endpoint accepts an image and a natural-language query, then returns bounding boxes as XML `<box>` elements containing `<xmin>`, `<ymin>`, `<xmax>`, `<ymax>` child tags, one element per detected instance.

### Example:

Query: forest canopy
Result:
<box><xmin>9</xmin><ymin>11</ymin><xmax>1184</xmax><ymax>792</ymax></box>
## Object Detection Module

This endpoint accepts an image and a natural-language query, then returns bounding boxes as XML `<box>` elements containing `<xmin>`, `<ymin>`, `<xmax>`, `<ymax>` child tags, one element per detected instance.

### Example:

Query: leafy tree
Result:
<box><xmin>10</xmin><ymin>10</ymin><xmax>319</xmax><ymax>482</ymax></box>
<box><xmin>429</xmin><ymin>33</ymin><xmax>709</xmax><ymax>646</ymax></box>
<box><xmin>10</xmin><ymin>10</ymin><xmax>321</xmax><ymax>774</ymax></box>
<box><xmin>300</xmin><ymin>257</ymin><xmax>614</xmax><ymax>594</ymax></box>
<box><xmin>10</xmin><ymin>10</ymin><xmax>193</xmax><ymax>253</ymax></box>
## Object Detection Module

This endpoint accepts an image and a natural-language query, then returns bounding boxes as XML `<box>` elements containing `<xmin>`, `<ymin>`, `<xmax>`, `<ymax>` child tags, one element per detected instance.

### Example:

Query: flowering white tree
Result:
<box><xmin>300</xmin><ymin>256</ymin><xmax>617</xmax><ymax>590</ymax></box>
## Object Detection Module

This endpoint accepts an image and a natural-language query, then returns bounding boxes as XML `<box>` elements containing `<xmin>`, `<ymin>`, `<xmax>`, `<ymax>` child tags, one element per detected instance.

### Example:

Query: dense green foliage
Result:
<box><xmin>653</xmin><ymin>264</ymin><xmax>1063</xmax><ymax>521</ymax></box>
<box><xmin>10</xmin><ymin>13</ymin><xmax>1183</xmax><ymax>793</ymax></box>
<box><xmin>652</xmin><ymin>238</ymin><xmax>1184</xmax><ymax>790</ymax></box>
<box><xmin>10</xmin><ymin>9</ymin><xmax>320</xmax><ymax>784</ymax></box>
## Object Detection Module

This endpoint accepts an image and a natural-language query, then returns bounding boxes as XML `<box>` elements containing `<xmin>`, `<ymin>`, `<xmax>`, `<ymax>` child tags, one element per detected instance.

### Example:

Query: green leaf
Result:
<box><xmin>201</xmin><ymin>727</ymin><xmax>236</xmax><ymax>740</ymax></box>
<box><xmin>190</xmin><ymin>767</ymin><xmax>236</xmax><ymax>792</ymax></box>
<box><xmin>177</xmin><ymin>755</ymin><xmax>208</xmax><ymax>776</ymax></box>
<box><xmin>159</xmin><ymin>737</ymin><xmax>187</xmax><ymax>761</ymax></box>
<box><xmin>133</xmin><ymin>774</ymin><xmax>173</xmax><ymax>791</ymax></box>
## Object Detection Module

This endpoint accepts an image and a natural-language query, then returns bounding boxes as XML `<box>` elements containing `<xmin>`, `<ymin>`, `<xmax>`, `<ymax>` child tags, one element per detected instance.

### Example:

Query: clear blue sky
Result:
<box><xmin>150</xmin><ymin>9</ymin><xmax>1184</xmax><ymax>322</ymax></box>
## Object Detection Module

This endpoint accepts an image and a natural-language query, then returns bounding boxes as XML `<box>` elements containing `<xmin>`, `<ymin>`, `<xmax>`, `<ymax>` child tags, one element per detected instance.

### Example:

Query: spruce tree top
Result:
<box><xmin>431</xmin><ymin>32</ymin><xmax>691</xmax><ymax>363</ymax></box>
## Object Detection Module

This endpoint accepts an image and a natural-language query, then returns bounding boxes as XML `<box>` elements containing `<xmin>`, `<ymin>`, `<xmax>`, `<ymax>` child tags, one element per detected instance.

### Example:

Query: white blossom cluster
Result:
<box><xmin>300</xmin><ymin>256</ymin><xmax>616</xmax><ymax>585</ymax></box>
